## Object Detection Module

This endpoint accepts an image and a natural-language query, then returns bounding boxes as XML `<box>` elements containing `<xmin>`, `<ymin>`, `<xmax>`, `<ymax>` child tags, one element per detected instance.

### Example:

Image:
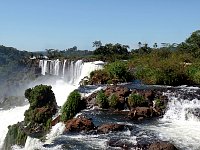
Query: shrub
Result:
<box><xmin>24</xmin><ymin>84</ymin><xmax>56</xmax><ymax>108</ymax></box>
<box><xmin>154</xmin><ymin>99</ymin><xmax>165</xmax><ymax>109</ymax></box>
<box><xmin>105</xmin><ymin>61</ymin><xmax>132</xmax><ymax>82</ymax></box>
<box><xmin>128</xmin><ymin>93</ymin><xmax>145</xmax><ymax>108</ymax></box>
<box><xmin>96</xmin><ymin>90</ymin><xmax>109</xmax><ymax>108</ymax></box>
<box><xmin>89</xmin><ymin>69</ymin><xmax>110</xmax><ymax>84</ymax></box>
<box><xmin>60</xmin><ymin>90</ymin><xmax>82</xmax><ymax>122</ymax></box>
<box><xmin>109</xmin><ymin>93</ymin><xmax>119</xmax><ymax>109</ymax></box>
<box><xmin>24</xmin><ymin>85</ymin><xmax>57</xmax><ymax>131</ymax></box>
<box><xmin>3</xmin><ymin>123</ymin><xmax>27</xmax><ymax>150</ymax></box>
<box><xmin>134</xmin><ymin>66</ymin><xmax>158</xmax><ymax>84</ymax></box>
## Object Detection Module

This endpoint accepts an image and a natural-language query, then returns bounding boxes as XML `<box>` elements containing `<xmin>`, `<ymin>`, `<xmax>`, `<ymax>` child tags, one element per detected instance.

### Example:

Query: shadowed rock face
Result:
<box><xmin>97</xmin><ymin>123</ymin><xmax>125</xmax><ymax>134</ymax></box>
<box><xmin>149</xmin><ymin>141</ymin><xmax>178</xmax><ymax>150</ymax></box>
<box><xmin>64</xmin><ymin>117</ymin><xmax>95</xmax><ymax>132</ymax></box>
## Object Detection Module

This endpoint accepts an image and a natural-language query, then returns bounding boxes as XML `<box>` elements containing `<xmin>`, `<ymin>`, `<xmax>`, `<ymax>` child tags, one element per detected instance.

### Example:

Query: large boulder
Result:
<box><xmin>97</xmin><ymin>123</ymin><xmax>125</xmax><ymax>134</ymax></box>
<box><xmin>65</xmin><ymin>117</ymin><xmax>95</xmax><ymax>132</ymax></box>
<box><xmin>128</xmin><ymin>107</ymin><xmax>154</xmax><ymax>120</ymax></box>
<box><xmin>4</xmin><ymin>85</ymin><xmax>58</xmax><ymax>150</ymax></box>
<box><xmin>149</xmin><ymin>141</ymin><xmax>178</xmax><ymax>150</ymax></box>
<box><xmin>104</xmin><ymin>86</ymin><xmax>131</xmax><ymax>110</ymax></box>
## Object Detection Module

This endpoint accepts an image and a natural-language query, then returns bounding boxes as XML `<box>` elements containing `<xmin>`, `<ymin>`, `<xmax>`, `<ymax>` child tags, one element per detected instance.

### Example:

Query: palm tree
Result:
<box><xmin>138</xmin><ymin>42</ymin><xmax>142</xmax><ymax>49</ymax></box>
<box><xmin>153</xmin><ymin>43</ymin><xmax>158</xmax><ymax>49</ymax></box>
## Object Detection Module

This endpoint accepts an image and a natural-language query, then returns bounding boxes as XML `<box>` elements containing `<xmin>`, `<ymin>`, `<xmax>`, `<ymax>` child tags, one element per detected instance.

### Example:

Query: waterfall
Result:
<box><xmin>162</xmin><ymin>87</ymin><xmax>200</xmax><ymax>122</ymax></box>
<box><xmin>0</xmin><ymin>59</ymin><xmax>104</xmax><ymax>149</ymax></box>
<box><xmin>142</xmin><ymin>86</ymin><xmax>200</xmax><ymax>150</ymax></box>
<box><xmin>39</xmin><ymin>59</ymin><xmax>104</xmax><ymax>85</ymax></box>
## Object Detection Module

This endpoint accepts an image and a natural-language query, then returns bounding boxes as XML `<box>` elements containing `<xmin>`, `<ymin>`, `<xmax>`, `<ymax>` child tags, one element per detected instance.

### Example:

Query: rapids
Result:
<box><xmin>0</xmin><ymin>59</ymin><xmax>200</xmax><ymax>149</ymax></box>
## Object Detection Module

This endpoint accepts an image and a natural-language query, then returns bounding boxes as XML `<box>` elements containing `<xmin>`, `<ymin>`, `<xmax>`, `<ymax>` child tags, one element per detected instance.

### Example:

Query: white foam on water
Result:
<box><xmin>0</xmin><ymin>105</ymin><xmax>29</xmax><ymax>149</ymax></box>
<box><xmin>45</xmin><ymin>122</ymin><xmax>66</xmax><ymax>144</ymax></box>
<box><xmin>1</xmin><ymin>60</ymin><xmax>105</xmax><ymax>149</ymax></box>
<box><xmin>142</xmin><ymin>87</ymin><xmax>200</xmax><ymax>150</ymax></box>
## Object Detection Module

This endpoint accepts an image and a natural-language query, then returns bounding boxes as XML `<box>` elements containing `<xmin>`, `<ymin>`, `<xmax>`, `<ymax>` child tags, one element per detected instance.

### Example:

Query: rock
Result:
<box><xmin>105</xmin><ymin>86</ymin><xmax>131</xmax><ymax>98</ymax></box>
<box><xmin>97</xmin><ymin>123</ymin><xmax>125</xmax><ymax>134</ymax></box>
<box><xmin>149</xmin><ymin>141</ymin><xmax>178</xmax><ymax>150</ymax></box>
<box><xmin>104</xmin><ymin>86</ymin><xmax>131</xmax><ymax>110</ymax></box>
<box><xmin>65</xmin><ymin>117</ymin><xmax>95</xmax><ymax>132</ymax></box>
<box><xmin>51</xmin><ymin>115</ymin><xmax>60</xmax><ymax>126</ymax></box>
<box><xmin>128</xmin><ymin>107</ymin><xmax>153</xmax><ymax>120</ymax></box>
<box><xmin>84</xmin><ymin>92</ymin><xmax>98</xmax><ymax>108</ymax></box>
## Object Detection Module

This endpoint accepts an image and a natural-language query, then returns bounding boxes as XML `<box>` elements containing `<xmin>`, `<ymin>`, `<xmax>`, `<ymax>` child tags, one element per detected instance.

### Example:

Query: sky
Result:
<box><xmin>0</xmin><ymin>0</ymin><xmax>199</xmax><ymax>51</ymax></box>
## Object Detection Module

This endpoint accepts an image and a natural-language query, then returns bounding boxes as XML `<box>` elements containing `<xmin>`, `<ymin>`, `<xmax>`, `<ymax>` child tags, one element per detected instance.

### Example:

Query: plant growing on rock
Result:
<box><xmin>24</xmin><ymin>85</ymin><xmax>58</xmax><ymax>132</ymax></box>
<box><xmin>105</xmin><ymin>61</ymin><xmax>132</xmax><ymax>83</ymax></box>
<box><xmin>3</xmin><ymin>123</ymin><xmax>27</xmax><ymax>150</ymax></box>
<box><xmin>109</xmin><ymin>93</ymin><xmax>119</xmax><ymax>109</ymax></box>
<box><xmin>61</xmin><ymin>90</ymin><xmax>84</xmax><ymax>122</ymax></box>
<box><xmin>128</xmin><ymin>93</ymin><xmax>146</xmax><ymax>108</ymax></box>
<box><xmin>154</xmin><ymin>99</ymin><xmax>165</xmax><ymax>110</ymax></box>
<box><xmin>96</xmin><ymin>90</ymin><xmax>109</xmax><ymax>108</ymax></box>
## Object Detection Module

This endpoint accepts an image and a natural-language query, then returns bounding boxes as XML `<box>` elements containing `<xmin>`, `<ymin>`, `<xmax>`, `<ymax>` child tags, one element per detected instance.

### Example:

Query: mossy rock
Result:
<box><xmin>108</xmin><ymin>93</ymin><xmax>119</xmax><ymax>109</ymax></box>
<box><xmin>128</xmin><ymin>93</ymin><xmax>146</xmax><ymax>108</ymax></box>
<box><xmin>61</xmin><ymin>90</ymin><xmax>85</xmax><ymax>122</ymax></box>
<box><xmin>3</xmin><ymin>123</ymin><xmax>27</xmax><ymax>150</ymax></box>
<box><xmin>96</xmin><ymin>90</ymin><xmax>109</xmax><ymax>109</ymax></box>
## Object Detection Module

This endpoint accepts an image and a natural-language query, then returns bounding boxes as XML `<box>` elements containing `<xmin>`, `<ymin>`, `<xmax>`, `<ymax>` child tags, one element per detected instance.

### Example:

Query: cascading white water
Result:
<box><xmin>0</xmin><ymin>105</ymin><xmax>29</xmax><ymax>149</ymax></box>
<box><xmin>142</xmin><ymin>86</ymin><xmax>200</xmax><ymax>150</ymax></box>
<box><xmin>0</xmin><ymin>59</ymin><xmax>104</xmax><ymax>149</ymax></box>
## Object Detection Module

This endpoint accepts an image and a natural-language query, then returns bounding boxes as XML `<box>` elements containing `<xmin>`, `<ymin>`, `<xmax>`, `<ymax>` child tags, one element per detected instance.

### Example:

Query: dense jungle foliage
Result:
<box><xmin>89</xmin><ymin>30</ymin><xmax>200</xmax><ymax>86</ymax></box>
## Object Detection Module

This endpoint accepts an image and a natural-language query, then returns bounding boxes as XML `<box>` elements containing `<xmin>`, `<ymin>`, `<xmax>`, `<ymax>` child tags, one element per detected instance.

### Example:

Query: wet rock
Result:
<box><xmin>128</xmin><ymin>107</ymin><xmax>153</xmax><ymax>120</ymax></box>
<box><xmin>97</xmin><ymin>123</ymin><xmax>125</xmax><ymax>134</ymax></box>
<box><xmin>65</xmin><ymin>117</ymin><xmax>95</xmax><ymax>132</ymax></box>
<box><xmin>148</xmin><ymin>141</ymin><xmax>178</xmax><ymax>150</ymax></box>
<box><xmin>51</xmin><ymin>115</ymin><xmax>60</xmax><ymax>126</ymax></box>
<box><xmin>83</xmin><ymin>92</ymin><xmax>98</xmax><ymax>108</ymax></box>
<box><xmin>104</xmin><ymin>86</ymin><xmax>131</xmax><ymax>110</ymax></box>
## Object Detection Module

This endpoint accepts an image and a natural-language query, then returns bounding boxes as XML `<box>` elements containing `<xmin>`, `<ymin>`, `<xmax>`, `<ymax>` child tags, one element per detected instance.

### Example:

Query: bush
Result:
<box><xmin>96</xmin><ymin>90</ymin><xmax>109</xmax><ymax>109</ymax></box>
<box><xmin>109</xmin><ymin>93</ymin><xmax>119</xmax><ymax>109</ymax></box>
<box><xmin>24</xmin><ymin>85</ymin><xmax>57</xmax><ymax>132</ymax></box>
<box><xmin>3</xmin><ymin>123</ymin><xmax>27</xmax><ymax>150</ymax></box>
<box><xmin>24</xmin><ymin>84</ymin><xmax>56</xmax><ymax>108</ymax></box>
<box><xmin>89</xmin><ymin>69</ymin><xmax>110</xmax><ymax>84</ymax></box>
<box><xmin>154</xmin><ymin>99</ymin><xmax>165</xmax><ymax>109</ymax></box>
<box><xmin>128</xmin><ymin>93</ymin><xmax>145</xmax><ymax>108</ymax></box>
<box><xmin>105</xmin><ymin>61</ymin><xmax>132</xmax><ymax>82</ymax></box>
<box><xmin>134</xmin><ymin>66</ymin><xmax>158</xmax><ymax>84</ymax></box>
<box><xmin>60</xmin><ymin>90</ymin><xmax>83</xmax><ymax>122</ymax></box>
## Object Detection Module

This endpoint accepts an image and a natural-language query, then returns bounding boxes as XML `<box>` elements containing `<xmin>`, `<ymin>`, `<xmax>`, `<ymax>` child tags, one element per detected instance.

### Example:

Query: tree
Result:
<box><xmin>186</xmin><ymin>30</ymin><xmax>200</xmax><ymax>48</ymax></box>
<box><xmin>153</xmin><ymin>43</ymin><xmax>158</xmax><ymax>49</ymax></box>
<box><xmin>93</xmin><ymin>40</ymin><xmax>102</xmax><ymax>49</ymax></box>
<box><xmin>138</xmin><ymin>42</ymin><xmax>142</xmax><ymax>49</ymax></box>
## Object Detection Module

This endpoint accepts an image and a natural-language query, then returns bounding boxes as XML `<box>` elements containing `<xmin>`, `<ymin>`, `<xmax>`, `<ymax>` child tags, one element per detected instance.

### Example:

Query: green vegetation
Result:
<box><xmin>0</xmin><ymin>45</ymin><xmax>40</xmax><ymax>99</ymax></box>
<box><xmin>155</xmin><ymin>99</ymin><xmax>165</xmax><ymax>109</ymax></box>
<box><xmin>88</xmin><ymin>30</ymin><xmax>200</xmax><ymax>86</ymax></box>
<box><xmin>3</xmin><ymin>123</ymin><xmax>27</xmax><ymax>150</ymax></box>
<box><xmin>89</xmin><ymin>61</ymin><xmax>133</xmax><ymax>84</ymax></box>
<box><xmin>96</xmin><ymin>90</ymin><xmax>109</xmax><ymax>109</ymax></box>
<box><xmin>128</xmin><ymin>93</ymin><xmax>145</xmax><ymax>108</ymax></box>
<box><xmin>108</xmin><ymin>93</ymin><xmax>119</xmax><ymax>109</ymax></box>
<box><xmin>60</xmin><ymin>90</ymin><xmax>83</xmax><ymax>122</ymax></box>
<box><xmin>24</xmin><ymin>85</ymin><xmax>57</xmax><ymax>132</ymax></box>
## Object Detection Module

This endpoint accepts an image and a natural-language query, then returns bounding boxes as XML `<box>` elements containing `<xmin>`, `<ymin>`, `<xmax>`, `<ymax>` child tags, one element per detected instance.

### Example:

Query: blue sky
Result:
<box><xmin>0</xmin><ymin>0</ymin><xmax>199</xmax><ymax>51</ymax></box>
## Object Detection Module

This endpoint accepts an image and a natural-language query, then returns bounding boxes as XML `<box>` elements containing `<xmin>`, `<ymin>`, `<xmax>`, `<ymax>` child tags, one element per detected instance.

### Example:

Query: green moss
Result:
<box><xmin>60</xmin><ymin>90</ymin><xmax>83</xmax><ymax>122</ymax></box>
<box><xmin>96</xmin><ymin>90</ymin><xmax>109</xmax><ymax>109</ymax></box>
